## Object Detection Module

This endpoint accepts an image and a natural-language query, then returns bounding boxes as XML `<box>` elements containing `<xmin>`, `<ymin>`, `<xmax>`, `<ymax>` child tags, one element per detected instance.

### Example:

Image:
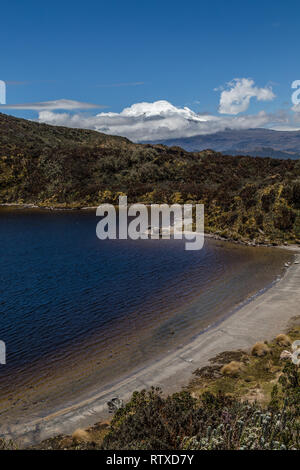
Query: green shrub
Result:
<box><xmin>101</xmin><ymin>364</ymin><xmax>300</xmax><ymax>450</ymax></box>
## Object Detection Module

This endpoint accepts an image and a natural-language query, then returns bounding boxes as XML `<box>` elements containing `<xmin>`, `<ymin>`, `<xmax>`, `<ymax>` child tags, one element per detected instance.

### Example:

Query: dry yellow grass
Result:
<box><xmin>275</xmin><ymin>334</ymin><xmax>291</xmax><ymax>347</ymax></box>
<box><xmin>220</xmin><ymin>361</ymin><xmax>242</xmax><ymax>377</ymax></box>
<box><xmin>251</xmin><ymin>342</ymin><xmax>270</xmax><ymax>357</ymax></box>
<box><xmin>72</xmin><ymin>429</ymin><xmax>91</xmax><ymax>444</ymax></box>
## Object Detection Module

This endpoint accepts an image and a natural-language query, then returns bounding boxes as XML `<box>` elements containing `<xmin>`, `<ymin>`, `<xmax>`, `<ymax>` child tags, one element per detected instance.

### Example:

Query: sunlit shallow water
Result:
<box><xmin>0</xmin><ymin>208</ymin><xmax>292</xmax><ymax>429</ymax></box>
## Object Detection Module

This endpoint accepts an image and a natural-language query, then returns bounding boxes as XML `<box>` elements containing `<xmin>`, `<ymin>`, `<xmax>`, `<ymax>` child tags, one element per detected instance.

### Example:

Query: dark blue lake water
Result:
<box><xmin>0</xmin><ymin>208</ymin><xmax>291</xmax><ymax>426</ymax></box>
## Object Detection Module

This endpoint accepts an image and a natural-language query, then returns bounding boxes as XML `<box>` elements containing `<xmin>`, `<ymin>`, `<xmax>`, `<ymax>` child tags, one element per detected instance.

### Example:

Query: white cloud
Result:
<box><xmin>0</xmin><ymin>99</ymin><xmax>102</xmax><ymax>111</ymax></box>
<box><xmin>218</xmin><ymin>78</ymin><xmax>275</xmax><ymax>115</ymax></box>
<box><xmin>37</xmin><ymin>100</ymin><xmax>287</xmax><ymax>142</ymax></box>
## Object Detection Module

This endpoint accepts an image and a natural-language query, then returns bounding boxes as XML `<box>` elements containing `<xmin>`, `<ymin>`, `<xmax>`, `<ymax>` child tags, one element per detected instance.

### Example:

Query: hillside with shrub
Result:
<box><xmin>16</xmin><ymin>324</ymin><xmax>299</xmax><ymax>451</ymax></box>
<box><xmin>0</xmin><ymin>112</ymin><xmax>300</xmax><ymax>244</ymax></box>
<box><xmin>97</xmin><ymin>328</ymin><xmax>300</xmax><ymax>451</ymax></box>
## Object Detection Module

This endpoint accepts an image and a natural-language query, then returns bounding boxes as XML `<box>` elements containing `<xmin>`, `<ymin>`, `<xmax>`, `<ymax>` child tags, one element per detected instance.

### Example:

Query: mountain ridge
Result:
<box><xmin>147</xmin><ymin>128</ymin><xmax>300</xmax><ymax>159</ymax></box>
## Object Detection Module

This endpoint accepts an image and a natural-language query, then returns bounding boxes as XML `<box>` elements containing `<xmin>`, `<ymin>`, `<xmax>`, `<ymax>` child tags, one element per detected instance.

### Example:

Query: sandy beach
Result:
<box><xmin>2</xmin><ymin>245</ymin><xmax>298</xmax><ymax>447</ymax></box>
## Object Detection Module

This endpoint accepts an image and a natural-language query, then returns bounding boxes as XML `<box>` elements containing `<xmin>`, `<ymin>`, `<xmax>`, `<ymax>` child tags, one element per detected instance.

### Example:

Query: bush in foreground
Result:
<box><xmin>101</xmin><ymin>363</ymin><xmax>299</xmax><ymax>450</ymax></box>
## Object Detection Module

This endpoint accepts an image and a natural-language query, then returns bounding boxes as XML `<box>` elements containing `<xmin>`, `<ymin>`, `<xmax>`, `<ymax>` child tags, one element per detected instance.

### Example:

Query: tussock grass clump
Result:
<box><xmin>251</xmin><ymin>342</ymin><xmax>270</xmax><ymax>357</ymax></box>
<box><xmin>280</xmin><ymin>350</ymin><xmax>293</xmax><ymax>361</ymax></box>
<box><xmin>220</xmin><ymin>361</ymin><xmax>242</xmax><ymax>377</ymax></box>
<box><xmin>275</xmin><ymin>334</ymin><xmax>291</xmax><ymax>347</ymax></box>
<box><xmin>72</xmin><ymin>429</ymin><xmax>91</xmax><ymax>444</ymax></box>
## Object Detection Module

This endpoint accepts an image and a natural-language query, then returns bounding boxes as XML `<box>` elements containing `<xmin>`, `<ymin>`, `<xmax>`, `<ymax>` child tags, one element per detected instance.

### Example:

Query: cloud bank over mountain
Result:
<box><xmin>37</xmin><ymin>100</ymin><xmax>287</xmax><ymax>142</ymax></box>
<box><xmin>33</xmin><ymin>78</ymin><xmax>299</xmax><ymax>141</ymax></box>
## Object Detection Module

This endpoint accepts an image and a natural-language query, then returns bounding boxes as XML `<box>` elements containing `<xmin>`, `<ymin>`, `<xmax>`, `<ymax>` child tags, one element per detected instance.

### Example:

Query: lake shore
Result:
<box><xmin>1</xmin><ymin>203</ymin><xmax>298</xmax><ymax>249</ymax></box>
<box><xmin>3</xmin><ymin>245</ymin><xmax>299</xmax><ymax>447</ymax></box>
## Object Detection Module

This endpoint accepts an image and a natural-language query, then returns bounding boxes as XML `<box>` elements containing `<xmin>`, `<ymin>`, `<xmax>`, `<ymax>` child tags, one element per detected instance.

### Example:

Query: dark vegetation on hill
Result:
<box><xmin>0</xmin><ymin>113</ymin><xmax>300</xmax><ymax>244</ymax></box>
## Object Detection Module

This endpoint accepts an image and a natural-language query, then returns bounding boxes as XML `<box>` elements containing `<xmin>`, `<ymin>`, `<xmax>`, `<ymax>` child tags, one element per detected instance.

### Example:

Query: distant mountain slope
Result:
<box><xmin>149</xmin><ymin>128</ymin><xmax>300</xmax><ymax>159</ymax></box>
<box><xmin>0</xmin><ymin>113</ymin><xmax>299</xmax><ymax>244</ymax></box>
<box><xmin>0</xmin><ymin>112</ymin><xmax>130</xmax><ymax>155</ymax></box>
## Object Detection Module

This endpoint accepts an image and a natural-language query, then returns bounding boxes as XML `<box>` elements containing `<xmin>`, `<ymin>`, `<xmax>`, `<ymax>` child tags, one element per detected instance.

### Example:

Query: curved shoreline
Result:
<box><xmin>3</xmin><ymin>247</ymin><xmax>299</xmax><ymax>447</ymax></box>
<box><xmin>1</xmin><ymin>204</ymin><xmax>295</xmax><ymax>251</ymax></box>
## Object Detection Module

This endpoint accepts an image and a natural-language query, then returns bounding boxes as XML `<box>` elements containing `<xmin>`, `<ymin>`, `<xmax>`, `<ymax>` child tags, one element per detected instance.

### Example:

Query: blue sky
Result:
<box><xmin>1</xmin><ymin>0</ymin><xmax>300</xmax><ymax>140</ymax></box>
